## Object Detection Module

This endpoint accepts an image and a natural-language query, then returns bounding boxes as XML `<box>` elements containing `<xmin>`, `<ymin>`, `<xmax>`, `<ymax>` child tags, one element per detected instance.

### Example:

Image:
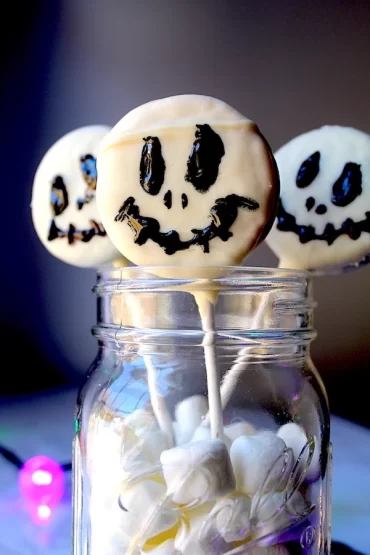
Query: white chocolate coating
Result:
<box><xmin>96</xmin><ymin>95</ymin><xmax>279</xmax><ymax>275</ymax></box>
<box><xmin>266</xmin><ymin>125</ymin><xmax>370</xmax><ymax>270</ymax></box>
<box><xmin>31</xmin><ymin>126</ymin><xmax>120</xmax><ymax>267</ymax></box>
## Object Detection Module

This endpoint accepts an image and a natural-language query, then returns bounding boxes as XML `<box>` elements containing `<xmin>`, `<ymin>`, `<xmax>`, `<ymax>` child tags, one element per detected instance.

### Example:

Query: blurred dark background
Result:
<box><xmin>2</xmin><ymin>0</ymin><xmax>370</xmax><ymax>426</ymax></box>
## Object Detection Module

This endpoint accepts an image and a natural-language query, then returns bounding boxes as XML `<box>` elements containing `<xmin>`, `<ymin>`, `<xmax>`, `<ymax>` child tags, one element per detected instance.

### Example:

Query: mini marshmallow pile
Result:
<box><xmin>89</xmin><ymin>395</ymin><xmax>319</xmax><ymax>555</ymax></box>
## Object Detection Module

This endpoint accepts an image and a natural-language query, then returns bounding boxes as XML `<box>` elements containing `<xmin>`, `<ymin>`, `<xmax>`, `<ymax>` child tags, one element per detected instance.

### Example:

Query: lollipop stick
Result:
<box><xmin>120</xmin><ymin>286</ymin><xmax>174</xmax><ymax>446</ymax></box>
<box><xmin>195</xmin><ymin>294</ymin><xmax>224</xmax><ymax>440</ymax></box>
<box><xmin>143</xmin><ymin>355</ymin><xmax>175</xmax><ymax>446</ymax></box>
<box><xmin>219</xmin><ymin>292</ymin><xmax>271</xmax><ymax>409</ymax></box>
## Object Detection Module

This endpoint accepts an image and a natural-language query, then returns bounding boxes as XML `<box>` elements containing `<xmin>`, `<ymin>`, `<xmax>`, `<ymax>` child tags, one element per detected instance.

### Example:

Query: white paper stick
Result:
<box><xmin>195</xmin><ymin>293</ymin><xmax>224</xmax><ymax>440</ymax></box>
<box><xmin>114</xmin><ymin>266</ymin><xmax>174</xmax><ymax>446</ymax></box>
<box><xmin>143</xmin><ymin>355</ymin><xmax>175</xmax><ymax>446</ymax></box>
<box><xmin>219</xmin><ymin>293</ymin><xmax>271</xmax><ymax>409</ymax></box>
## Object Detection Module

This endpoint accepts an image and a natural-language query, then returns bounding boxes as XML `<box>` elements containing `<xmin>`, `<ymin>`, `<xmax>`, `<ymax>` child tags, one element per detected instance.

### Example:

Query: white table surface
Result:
<box><xmin>0</xmin><ymin>388</ymin><xmax>369</xmax><ymax>555</ymax></box>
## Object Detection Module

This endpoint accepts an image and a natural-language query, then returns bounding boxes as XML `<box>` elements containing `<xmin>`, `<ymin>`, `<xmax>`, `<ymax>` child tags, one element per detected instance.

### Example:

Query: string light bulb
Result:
<box><xmin>19</xmin><ymin>455</ymin><xmax>65</xmax><ymax>506</ymax></box>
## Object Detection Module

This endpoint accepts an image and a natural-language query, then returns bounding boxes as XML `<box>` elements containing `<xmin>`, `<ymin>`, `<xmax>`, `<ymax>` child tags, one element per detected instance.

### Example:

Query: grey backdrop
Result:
<box><xmin>13</xmin><ymin>0</ymin><xmax>370</xmax><ymax>414</ymax></box>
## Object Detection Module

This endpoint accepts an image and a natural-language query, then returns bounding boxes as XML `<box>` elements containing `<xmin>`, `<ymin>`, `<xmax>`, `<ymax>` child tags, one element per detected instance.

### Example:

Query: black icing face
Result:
<box><xmin>277</xmin><ymin>150</ymin><xmax>370</xmax><ymax>245</ymax></box>
<box><xmin>48</xmin><ymin>154</ymin><xmax>106</xmax><ymax>245</ymax></box>
<box><xmin>114</xmin><ymin>124</ymin><xmax>260</xmax><ymax>255</ymax></box>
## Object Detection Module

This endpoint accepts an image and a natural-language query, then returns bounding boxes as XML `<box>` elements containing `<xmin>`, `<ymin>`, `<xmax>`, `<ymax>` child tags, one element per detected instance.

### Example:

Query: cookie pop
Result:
<box><xmin>96</xmin><ymin>94</ymin><xmax>280</xmax><ymax>550</ymax></box>
<box><xmin>97</xmin><ymin>93</ymin><xmax>279</xmax><ymax>437</ymax></box>
<box><xmin>219</xmin><ymin>125</ymin><xmax>370</xmax><ymax>414</ymax></box>
<box><xmin>266</xmin><ymin>125</ymin><xmax>370</xmax><ymax>271</ymax></box>
<box><xmin>31</xmin><ymin>125</ymin><xmax>122</xmax><ymax>267</ymax></box>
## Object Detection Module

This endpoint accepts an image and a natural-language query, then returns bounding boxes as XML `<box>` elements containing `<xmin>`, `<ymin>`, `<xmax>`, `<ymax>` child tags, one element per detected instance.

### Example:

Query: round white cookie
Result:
<box><xmin>32</xmin><ymin>126</ymin><xmax>121</xmax><ymax>267</ymax></box>
<box><xmin>266</xmin><ymin>125</ymin><xmax>370</xmax><ymax>270</ymax></box>
<box><xmin>96</xmin><ymin>95</ymin><xmax>279</xmax><ymax>273</ymax></box>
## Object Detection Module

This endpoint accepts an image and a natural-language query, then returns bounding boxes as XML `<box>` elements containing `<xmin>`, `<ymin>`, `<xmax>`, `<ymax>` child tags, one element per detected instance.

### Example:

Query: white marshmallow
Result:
<box><xmin>125</xmin><ymin>409</ymin><xmax>158</xmax><ymax>435</ymax></box>
<box><xmin>90</xmin><ymin>488</ymin><xmax>135</xmax><ymax>555</ymax></box>
<box><xmin>251</xmin><ymin>490</ymin><xmax>307</xmax><ymax>539</ymax></box>
<box><xmin>121</xmin><ymin>410</ymin><xmax>169</xmax><ymax>476</ymax></box>
<box><xmin>122</xmin><ymin>428</ymin><xmax>171</xmax><ymax>478</ymax></box>
<box><xmin>224</xmin><ymin>421</ymin><xmax>256</xmax><ymax>442</ymax></box>
<box><xmin>31</xmin><ymin>125</ymin><xmax>121</xmax><ymax>267</ymax></box>
<box><xmin>277</xmin><ymin>423</ymin><xmax>320</xmax><ymax>482</ymax></box>
<box><xmin>230</xmin><ymin>431</ymin><xmax>286</xmax><ymax>496</ymax></box>
<box><xmin>213</xmin><ymin>494</ymin><xmax>252</xmax><ymax>542</ymax></box>
<box><xmin>247</xmin><ymin>547</ymin><xmax>289</xmax><ymax>555</ymax></box>
<box><xmin>174</xmin><ymin>395</ymin><xmax>208</xmax><ymax>445</ymax></box>
<box><xmin>141</xmin><ymin>539</ymin><xmax>179</xmax><ymax>554</ymax></box>
<box><xmin>175</xmin><ymin>503</ymin><xmax>227</xmax><ymax>555</ymax></box>
<box><xmin>191</xmin><ymin>424</ymin><xmax>232</xmax><ymax>450</ymax></box>
<box><xmin>161</xmin><ymin>439</ymin><xmax>236</xmax><ymax>506</ymax></box>
<box><xmin>118</xmin><ymin>478</ymin><xmax>179</xmax><ymax>545</ymax></box>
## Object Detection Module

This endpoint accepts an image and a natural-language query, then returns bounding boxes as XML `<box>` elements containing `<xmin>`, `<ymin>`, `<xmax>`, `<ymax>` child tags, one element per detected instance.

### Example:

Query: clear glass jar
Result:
<box><xmin>73</xmin><ymin>266</ymin><xmax>331</xmax><ymax>555</ymax></box>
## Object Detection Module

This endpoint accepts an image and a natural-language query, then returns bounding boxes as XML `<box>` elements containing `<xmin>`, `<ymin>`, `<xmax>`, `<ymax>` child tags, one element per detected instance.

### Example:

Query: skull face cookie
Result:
<box><xmin>31</xmin><ymin>126</ymin><xmax>120</xmax><ymax>267</ymax></box>
<box><xmin>96</xmin><ymin>95</ymin><xmax>279</xmax><ymax>271</ymax></box>
<box><xmin>266</xmin><ymin>125</ymin><xmax>370</xmax><ymax>270</ymax></box>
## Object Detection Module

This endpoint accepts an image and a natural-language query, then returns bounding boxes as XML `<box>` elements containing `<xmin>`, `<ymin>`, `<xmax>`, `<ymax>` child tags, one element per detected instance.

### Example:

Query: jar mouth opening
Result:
<box><xmin>95</xmin><ymin>265</ymin><xmax>311</xmax><ymax>292</ymax></box>
<box><xmin>97</xmin><ymin>264</ymin><xmax>310</xmax><ymax>279</ymax></box>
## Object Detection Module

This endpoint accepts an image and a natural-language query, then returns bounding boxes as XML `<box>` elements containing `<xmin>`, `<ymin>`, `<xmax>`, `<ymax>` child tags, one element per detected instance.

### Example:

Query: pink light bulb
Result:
<box><xmin>19</xmin><ymin>455</ymin><xmax>65</xmax><ymax>506</ymax></box>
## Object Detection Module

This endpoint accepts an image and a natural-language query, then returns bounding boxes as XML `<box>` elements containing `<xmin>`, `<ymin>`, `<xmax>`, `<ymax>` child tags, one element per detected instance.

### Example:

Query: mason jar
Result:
<box><xmin>72</xmin><ymin>266</ymin><xmax>331</xmax><ymax>555</ymax></box>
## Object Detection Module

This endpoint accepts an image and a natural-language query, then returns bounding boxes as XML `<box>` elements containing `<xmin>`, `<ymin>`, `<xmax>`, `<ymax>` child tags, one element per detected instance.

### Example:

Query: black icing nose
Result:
<box><xmin>315</xmin><ymin>204</ymin><xmax>327</xmax><ymax>215</ymax></box>
<box><xmin>163</xmin><ymin>190</ymin><xmax>172</xmax><ymax>209</ymax></box>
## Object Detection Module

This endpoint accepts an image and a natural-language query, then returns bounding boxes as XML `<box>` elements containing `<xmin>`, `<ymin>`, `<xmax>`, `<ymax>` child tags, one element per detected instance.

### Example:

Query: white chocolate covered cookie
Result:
<box><xmin>266</xmin><ymin>125</ymin><xmax>370</xmax><ymax>270</ymax></box>
<box><xmin>96</xmin><ymin>95</ymin><xmax>279</xmax><ymax>272</ymax></box>
<box><xmin>31</xmin><ymin>126</ymin><xmax>120</xmax><ymax>267</ymax></box>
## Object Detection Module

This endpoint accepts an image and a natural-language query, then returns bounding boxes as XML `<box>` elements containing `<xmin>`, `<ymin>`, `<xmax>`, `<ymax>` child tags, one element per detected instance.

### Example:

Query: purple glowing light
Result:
<box><xmin>19</xmin><ymin>455</ymin><xmax>65</xmax><ymax>506</ymax></box>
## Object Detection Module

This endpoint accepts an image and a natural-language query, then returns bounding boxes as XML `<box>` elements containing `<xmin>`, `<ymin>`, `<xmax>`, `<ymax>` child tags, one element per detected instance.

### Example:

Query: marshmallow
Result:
<box><xmin>90</xmin><ymin>487</ymin><xmax>135</xmax><ymax>555</ymax></box>
<box><xmin>161</xmin><ymin>439</ymin><xmax>236</xmax><ymax>506</ymax></box>
<box><xmin>141</xmin><ymin>539</ymin><xmax>179</xmax><ymax>554</ymax></box>
<box><xmin>277</xmin><ymin>422</ymin><xmax>320</xmax><ymax>482</ymax></box>
<box><xmin>230</xmin><ymin>431</ymin><xmax>286</xmax><ymax>496</ymax></box>
<box><xmin>175</xmin><ymin>502</ymin><xmax>228</xmax><ymax>555</ymax></box>
<box><xmin>251</xmin><ymin>490</ymin><xmax>307</xmax><ymax>539</ymax></box>
<box><xmin>31</xmin><ymin>125</ymin><xmax>121</xmax><ymax>267</ymax></box>
<box><xmin>125</xmin><ymin>409</ymin><xmax>159</xmax><ymax>435</ymax></box>
<box><xmin>118</xmin><ymin>478</ymin><xmax>179</xmax><ymax>545</ymax></box>
<box><xmin>122</xmin><ymin>427</ymin><xmax>171</xmax><ymax>478</ymax></box>
<box><xmin>212</xmin><ymin>494</ymin><xmax>252</xmax><ymax>542</ymax></box>
<box><xmin>174</xmin><ymin>395</ymin><xmax>208</xmax><ymax>445</ymax></box>
<box><xmin>96</xmin><ymin>94</ymin><xmax>279</xmax><ymax>276</ymax></box>
<box><xmin>191</xmin><ymin>424</ymin><xmax>232</xmax><ymax>450</ymax></box>
<box><xmin>266</xmin><ymin>125</ymin><xmax>370</xmax><ymax>271</ymax></box>
<box><xmin>247</xmin><ymin>547</ymin><xmax>289</xmax><ymax>555</ymax></box>
<box><xmin>224</xmin><ymin>421</ymin><xmax>256</xmax><ymax>443</ymax></box>
<box><xmin>89</xmin><ymin>417</ymin><xmax>127</xmax><ymax>496</ymax></box>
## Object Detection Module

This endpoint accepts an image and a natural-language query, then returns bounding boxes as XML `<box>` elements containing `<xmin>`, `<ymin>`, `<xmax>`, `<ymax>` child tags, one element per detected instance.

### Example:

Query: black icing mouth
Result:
<box><xmin>48</xmin><ymin>219</ymin><xmax>106</xmax><ymax>244</ymax></box>
<box><xmin>277</xmin><ymin>199</ymin><xmax>370</xmax><ymax>245</ymax></box>
<box><xmin>115</xmin><ymin>194</ymin><xmax>259</xmax><ymax>255</ymax></box>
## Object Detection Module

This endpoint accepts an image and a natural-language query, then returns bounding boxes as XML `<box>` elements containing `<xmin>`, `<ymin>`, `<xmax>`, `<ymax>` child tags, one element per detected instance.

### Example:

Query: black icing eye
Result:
<box><xmin>140</xmin><ymin>136</ymin><xmax>166</xmax><ymax>195</ymax></box>
<box><xmin>296</xmin><ymin>151</ymin><xmax>320</xmax><ymax>188</ymax></box>
<box><xmin>331</xmin><ymin>162</ymin><xmax>362</xmax><ymax>207</ymax></box>
<box><xmin>185</xmin><ymin>124</ymin><xmax>225</xmax><ymax>193</ymax></box>
<box><xmin>80</xmin><ymin>154</ymin><xmax>97</xmax><ymax>190</ymax></box>
<box><xmin>50</xmin><ymin>175</ymin><xmax>69</xmax><ymax>216</ymax></box>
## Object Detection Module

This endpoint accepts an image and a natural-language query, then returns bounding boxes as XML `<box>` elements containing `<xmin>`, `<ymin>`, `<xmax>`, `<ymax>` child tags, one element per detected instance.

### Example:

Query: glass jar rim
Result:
<box><xmin>95</xmin><ymin>265</ymin><xmax>311</xmax><ymax>293</ymax></box>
